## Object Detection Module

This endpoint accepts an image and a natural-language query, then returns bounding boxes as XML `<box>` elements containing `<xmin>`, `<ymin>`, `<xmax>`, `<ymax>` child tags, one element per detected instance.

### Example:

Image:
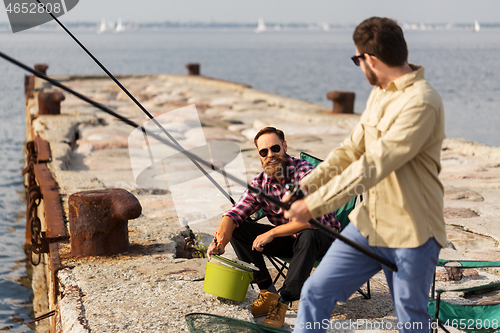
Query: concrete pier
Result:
<box><xmin>24</xmin><ymin>69</ymin><xmax>500</xmax><ymax>332</ymax></box>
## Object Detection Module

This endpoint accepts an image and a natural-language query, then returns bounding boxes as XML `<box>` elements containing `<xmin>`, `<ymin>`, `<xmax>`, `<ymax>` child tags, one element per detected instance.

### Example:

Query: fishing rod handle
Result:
<box><xmin>285</xmin><ymin>183</ymin><xmax>306</xmax><ymax>204</ymax></box>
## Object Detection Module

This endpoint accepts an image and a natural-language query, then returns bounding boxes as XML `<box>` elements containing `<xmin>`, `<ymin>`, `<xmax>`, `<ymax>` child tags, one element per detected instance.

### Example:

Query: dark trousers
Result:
<box><xmin>230</xmin><ymin>221</ymin><xmax>333</xmax><ymax>301</ymax></box>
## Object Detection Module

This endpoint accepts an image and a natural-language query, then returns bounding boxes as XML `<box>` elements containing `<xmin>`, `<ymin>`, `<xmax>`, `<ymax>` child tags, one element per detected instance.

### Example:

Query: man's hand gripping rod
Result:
<box><xmin>284</xmin><ymin>184</ymin><xmax>398</xmax><ymax>272</ymax></box>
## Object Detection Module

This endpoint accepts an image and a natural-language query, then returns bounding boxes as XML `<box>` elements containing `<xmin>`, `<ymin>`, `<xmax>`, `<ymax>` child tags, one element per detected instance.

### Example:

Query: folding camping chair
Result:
<box><xmin>428</xmin><ymin>259</ymin><xmax>500</xmax><ymax>333</ymax></box>
<box><xmin>265</xmin><ymin>152</ymin><xmax>371</xmax><ymax>300</ymax></box>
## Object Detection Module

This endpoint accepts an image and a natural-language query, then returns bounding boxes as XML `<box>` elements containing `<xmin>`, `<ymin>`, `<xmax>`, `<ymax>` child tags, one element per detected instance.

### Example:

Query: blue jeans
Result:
<box><xmin>294</xmin><ymin>223</ymin><xmax>441</xmax><ymax>333</ymax></box>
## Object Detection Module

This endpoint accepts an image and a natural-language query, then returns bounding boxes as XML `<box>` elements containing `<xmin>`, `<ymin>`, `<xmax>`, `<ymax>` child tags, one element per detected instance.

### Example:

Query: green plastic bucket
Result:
<box><xmin>203</xmin><ymin>261</ymin><xmax>253</xmax><ymax>302</ymax></box>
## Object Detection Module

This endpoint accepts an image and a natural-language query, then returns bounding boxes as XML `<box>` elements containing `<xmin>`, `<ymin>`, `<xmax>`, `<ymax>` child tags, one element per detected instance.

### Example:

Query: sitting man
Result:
<box><xmin>207</xmin><ymin>126</ymin><xmax>340</xmax><ymax>329</ymax></box>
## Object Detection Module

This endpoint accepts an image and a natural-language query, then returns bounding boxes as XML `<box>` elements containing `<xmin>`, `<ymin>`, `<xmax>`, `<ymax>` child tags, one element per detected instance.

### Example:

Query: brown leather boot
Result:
<box><xmin>262</xmin><ymin>300</ymin><xmax>288</xmax><ymax>328</ymax></box>
<box><xmin>251</xmin><ymin>289</ymin><xmax>280</xmax><ymax>317</ymax></box>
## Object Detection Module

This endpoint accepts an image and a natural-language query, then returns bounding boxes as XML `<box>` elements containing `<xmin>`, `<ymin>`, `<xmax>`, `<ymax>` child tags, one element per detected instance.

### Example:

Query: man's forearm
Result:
<box><xmin>207</xmin><ymin>216</ymin><xmax>237</xmax><ymax>258</ymax></box>
<box><xmin>215</xmin><ymin>216</ymin><xmax>237</xmax><ymax>247</ymax></box>
<box><xmin>252</xmin><ymin>220</ymin><xmax>311</xmax><ymax>252</ymax></box>
<box><xmin>268</xmin><ymin>220</ymin><xmax>310</xmax><ymax>238</ymax></box>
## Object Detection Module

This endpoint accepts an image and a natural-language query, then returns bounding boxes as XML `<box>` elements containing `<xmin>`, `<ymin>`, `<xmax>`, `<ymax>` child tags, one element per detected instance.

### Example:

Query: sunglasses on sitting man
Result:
<box><xmin>259</xmin><ymin>144</ymin><xmax>281</xmax><ymax>157</ymax></box>
<box><xmin>351</xmin><ymin>53</ymin><xmax>376</xmax><ymax>66</ymax></box>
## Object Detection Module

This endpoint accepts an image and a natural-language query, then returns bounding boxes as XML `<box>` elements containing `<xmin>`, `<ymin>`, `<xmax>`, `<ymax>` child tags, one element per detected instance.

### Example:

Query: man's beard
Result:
<box><xmin>365</xmin><ymin>65</ymin><xmax>379</xmax><ymax>86</ymax></box>
<box><xmin>262</xmin><ymin>156</ymin><xmax>288</xmax><ymax>181</ymax></box>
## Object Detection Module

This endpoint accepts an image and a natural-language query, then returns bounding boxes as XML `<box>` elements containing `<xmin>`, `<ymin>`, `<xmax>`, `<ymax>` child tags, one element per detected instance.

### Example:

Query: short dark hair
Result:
<box><xmin>254</xmin><ymin>127</ymin><xmax>285</xmax><ymax>147</ymax></box>
<box><xmin>353</xmin><ymin>17</ymin><xmax>408</xmax><ymax>67</ymax></box>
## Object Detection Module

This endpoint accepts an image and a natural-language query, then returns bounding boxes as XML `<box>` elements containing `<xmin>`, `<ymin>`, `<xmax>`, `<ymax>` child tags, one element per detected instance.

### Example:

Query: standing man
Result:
<box><xmin>284</xmin><ymin>17</ymin><xmax>446</xmax><ymax>332</ymax></box>
<box><xmin>207</xmin><ymin>127</ymin><xmax>340</xmax><ymax>329</ymax></box>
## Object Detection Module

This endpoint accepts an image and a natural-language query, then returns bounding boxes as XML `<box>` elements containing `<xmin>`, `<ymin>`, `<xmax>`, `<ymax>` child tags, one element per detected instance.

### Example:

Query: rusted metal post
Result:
<box><xmin>38</xmin><ymin>91</ymin><xmax>65</xmax><ymax>115</ymax></box>
<box><xmin>25</xmin><ymin>64</ymin><xmax>47</xmax><ymax>103</ymax></box>
<box><xmin>326</xmin><ymin>91</ymin><xmax>355</xmax><ymax>114</ymax></box>
<box><xmin>185</xmin><ymin>63</ymin><xmax>200</xmax><ymax>75</ymax></box>
<box><xmin>34</xmin><ymin>63</ymin><xmax>48</xmax><ymax>75</ymax></box>
<box><xmin>24</xmin><ymin>75</ymin><xmax>35</xmax><ymax>102</ymax></box>
<box><xmin>69</xmin><ymin>189</ymin><xmax>142</xmax><ymax>256</ymax></box>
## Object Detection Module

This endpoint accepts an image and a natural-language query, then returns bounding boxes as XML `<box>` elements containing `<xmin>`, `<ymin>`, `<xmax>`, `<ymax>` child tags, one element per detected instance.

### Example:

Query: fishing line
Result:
<box><xmin>0</xmin><ymin>51</ymin><xmax>397</xmax><ymax>272</ymax></box>
<box><xmin>33</xmin><ymin>0</ymin><xmax>236</xmax><ymax>205</ymax></box>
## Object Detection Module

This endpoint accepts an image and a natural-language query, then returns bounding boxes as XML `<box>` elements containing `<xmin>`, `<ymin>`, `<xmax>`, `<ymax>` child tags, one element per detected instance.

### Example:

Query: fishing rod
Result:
<box><xmin>32</xmin><ymin>0</ymin><xmax>236</xmax><ymax>206</ymax></box>
<box><xmin>0</xmin><ymin>51</ymin><xmax>397</xmax><ymax>272</ymax></box>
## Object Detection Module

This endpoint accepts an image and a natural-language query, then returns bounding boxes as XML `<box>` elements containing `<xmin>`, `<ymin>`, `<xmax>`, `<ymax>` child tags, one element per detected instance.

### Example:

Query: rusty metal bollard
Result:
<box><xmin>25</xmin><ymin>64</ymin><xmax>48</xmax><ymax>103</ymax></box>
<box><xmin>38</xmin><ymin>91</ymin><xmax>65</xmax><ymax>115</ymax></box>
<box><xmin>25</xmin><ymin>63</ymin><xmax>47</xmax><ymax>102</ymax></box>
<box><xmin>326</xmin><ymin>91</ymin><xmax>355</xmax><ymax>114</ymax></box>
<box><xmin>24</xmin><ymin>75</ymin><xmax>35</xmax><ymax>102</ymax></box>
<box><xmin>34</xmin><ymin>63</ymin><xmax>48</xmax><ymax>75</ymax></box>
<box><xmin>69</xmin><ymin>189</ymin><xmax>142</xmax><ymax>256</ymax></box>
<box><xmin>185</xmin><ymin>63</ymin><xmax>200</xmax><ymax>75</ymax></box>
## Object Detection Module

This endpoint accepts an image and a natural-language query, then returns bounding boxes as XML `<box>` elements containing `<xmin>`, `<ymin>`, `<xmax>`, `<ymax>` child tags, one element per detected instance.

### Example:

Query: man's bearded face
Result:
<box><xmin>356</xmin><ymin>47</ymin><xmax>380</xmax><ymax>87</ymax></box>
<box><xmin>262</xmin><ymin>154</ymin><xmax>287</xmax><ymax>181</ymax></box>
<box><xmin>256</xmin><ymin>133</ymin><xmax>288</xmax><ymax>182</ymax></box>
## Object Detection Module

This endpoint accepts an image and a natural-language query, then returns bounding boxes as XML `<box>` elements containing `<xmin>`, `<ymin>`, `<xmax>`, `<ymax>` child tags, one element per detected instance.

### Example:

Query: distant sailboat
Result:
<box><xmin>115</xmin><ymin>19</ymin><xmax>125</xmax><ymax>33</ymax></box>
<box><xmin>97</xmin><ymin>19</ymin><xmax>107</xmax><ymax>34</ymax></box>
<box><xmin>473</xmin><ymin>20</ymin><xmax>480</xmax><ymax>33</ymax></box>
<box><xmin>254</xmin><ymin>18</ymin><xmax>266</xmax><ymax>33</ymax></box>
<box><xmin>321</xmin><ymin>23</ymin><xmax>330</xmax><ymax>32</ymax></box>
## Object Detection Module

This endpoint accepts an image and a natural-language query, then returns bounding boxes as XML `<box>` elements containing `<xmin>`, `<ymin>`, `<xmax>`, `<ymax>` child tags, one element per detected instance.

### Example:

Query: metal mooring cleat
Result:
<box><xmin>326</xmin><ymin>90</ymin><xmax>355</xmax><ymax>114</ymax></box>
<box><xmin>69</xmin><ymin>188</ymin><xmax>142</xmax><ymax>256</ymax></box>
<box><xmin>38</xmin><ymin>91</ymin><xmax>65</xmax><ymax>115</ymax></box>
<box><xmin>185</xmin><ymin>63</ymin><xmax>200</xmax><ymax>75</ymax></box>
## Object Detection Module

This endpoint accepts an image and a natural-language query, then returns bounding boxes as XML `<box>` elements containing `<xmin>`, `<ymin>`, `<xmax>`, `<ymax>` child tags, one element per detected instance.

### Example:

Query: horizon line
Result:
<box><xmin>1</xmin><ymin>19</ymin><xmax>499</xmax><ymax>26</ymax></box>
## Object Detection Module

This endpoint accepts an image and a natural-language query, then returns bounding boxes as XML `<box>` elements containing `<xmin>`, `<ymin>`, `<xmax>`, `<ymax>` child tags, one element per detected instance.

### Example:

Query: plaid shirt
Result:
<box><xmin>223</xmin><ymin>155</ymin><xmax>340</xmax><ymax>233</ymax></box>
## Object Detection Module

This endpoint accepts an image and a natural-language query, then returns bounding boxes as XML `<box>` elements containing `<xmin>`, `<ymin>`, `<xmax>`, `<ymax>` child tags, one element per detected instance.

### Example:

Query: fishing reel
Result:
<box><xmin>285</xmin><ymin>183</ymin><xmax>306</xmax><ymax>205</ymax></box>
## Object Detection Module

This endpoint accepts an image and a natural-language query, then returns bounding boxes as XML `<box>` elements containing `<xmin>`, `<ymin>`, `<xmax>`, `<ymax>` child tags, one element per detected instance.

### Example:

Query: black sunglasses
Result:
<box><xmin>351</xmin><ymin>53</ymin><xmax>376</xmax><ymax>66</ymax></box>
<box><xmin>259</xmin><ymin>144</ymin><xmax>281</xmax><ymax>157</ymax></box>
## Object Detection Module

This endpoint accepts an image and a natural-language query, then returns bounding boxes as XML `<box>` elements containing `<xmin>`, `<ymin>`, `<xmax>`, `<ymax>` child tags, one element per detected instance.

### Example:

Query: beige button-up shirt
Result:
<box><xmin>302</xmin><ymin>65</ymin><xmax>447</xmax><ymax>248</ymax></box>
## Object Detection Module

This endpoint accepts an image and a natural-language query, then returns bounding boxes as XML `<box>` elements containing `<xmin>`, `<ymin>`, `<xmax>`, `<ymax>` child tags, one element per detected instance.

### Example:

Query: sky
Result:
<box><xmin>1</xmin><ymin>0</ymin><xmax>499</xmax><ymax>25</ymax></box>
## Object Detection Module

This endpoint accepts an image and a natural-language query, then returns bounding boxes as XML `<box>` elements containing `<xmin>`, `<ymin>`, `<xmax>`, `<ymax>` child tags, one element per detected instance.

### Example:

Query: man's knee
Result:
<box><xmin>296</xmin><ymin>229</ymin><xmax>316</xmax><ymax>243</ymax></box>
<box><xmin>300</xmin><ymin>273</ymin><xmax>333</xmax><ymax>302</ymax></box>
<box><xmin>294</xmin><ymin>229</ymin><xmax>329</xmax><ymax>251</ymax></box>
<box><xmin>231</xmin><ymin>224</ymin><xmax>243</xmax><ymax>238</ymax></box>
<box><xmin>231</xmin><ymin>222</ymin><xmax>259</xmax><ymax>242</ymax></box>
